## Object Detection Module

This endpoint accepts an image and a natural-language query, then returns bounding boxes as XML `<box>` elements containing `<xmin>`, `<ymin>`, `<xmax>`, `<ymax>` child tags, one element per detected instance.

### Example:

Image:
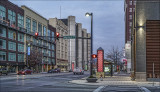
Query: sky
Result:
<box><xmin>11</xmin><ymin>0</ymin><xmax>125</xmax><ymax>54</ymax></box>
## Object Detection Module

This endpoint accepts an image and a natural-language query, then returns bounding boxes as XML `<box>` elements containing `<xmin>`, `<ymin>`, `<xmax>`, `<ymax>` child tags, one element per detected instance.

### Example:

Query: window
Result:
<box><xmin>52</xmin><ymin>59</ymin><xmax>55</xmax><ymax>64</ymax></box>
<box><xmin>129</xmin><ymin>22</ymin><xmax>132</xmax><ymax>27</ymax></box>
<box><xmin>18</xmin><ymin>44</ymin><xmax>24</xmax><ymax>52</ymax></box>
<box><xmin>38</xmin><ymin>23</ymin><xmax>42</xmax><ymax>35</ymax></box>
<box><xmin>8</xmin><ymin>30</ymin><xmax>16</xmax><ymax>40</ymax></box>
<box><xmin>8</xmin><ymin>52</ymin><xmax>16</xmax><ymax>61</ymax></box>
<box><xmin>26</xmin><ymin>17</ymin><xmax>31</xmax><ymax>32</ymax></box>
<box><xmin>129</xmin><ymin>15</ymin><xmax>132</xmax><ymax>20</ymax></box>
<box><xmin>18</xmin><ymin>14</ymin><xmax>24</xmax><ymax>28</ymax></box>
<box><xmin>130</xmin><ymin>1</ymin><xmax>132</xmax><ymax>5</ymax></box>
<box><xmin>43</xmin><ymin>26</ymin><xmax>47</xmax><ymax>36</ymax></box>
<box><xmin>8</xmin><ymin>41</ymin><xmax>16</xmax><ymax>51</ymax></box>
<box><xmin>0</xmin><ymin>5</ymin><xmax>6</xmax><ymax>20</ymax></box>
<box><xmin>0</xmin><ymin>39</ymin><xmax>6</xmax><ymax>49</ymax></box>
<box><xmin>26</xmin><ymin>35</ymin><xmax>31</xmax><ymax>41</ymax></box>
<box><xmin>52</xmin><ymin>51</ymin><xmax>54</xmax><ymax>57</ymax></box>
<box><xmin>18</xmin><ymin>54</ymin><xmax>24</xmax><ymax>62</ymax></box>
<box><xmin>48</xmin><ymin>43</ymin><xmax>51</xmax><ymax>49</ymax></box>
<box><xmin>0</xmin><ymin>27</ymin><xmax>6</xmax><ymax>37</ymax></box>
<box><xmin>8</xmin><ymin>10</ymin><xmax>16</xmax><ymax>26</ymax></box>
<box><xmin>32</xmin><ymin>20</ymin><xmax>37</xmax><ymax>32</ymax></box>
<box><xmin>0</xmin><ymin>51</ymin><xmax>6</xmax><ymax>61</ymax></box>
<box><xmin>48</xmin><ymin>50</ymin><xmax>51</xmax><ymax>57</ymax></box>
<box><xmin>48</xmin><ymin>29</ymin><xmax>50</xmax><ymax>40</ymax></box>
<box><xmin>33</xmin><ymin>37</ymin><xmax>37</xmax><ymax>43</ymax></box>
<box><xmin>51</xmin><ymin>44</ymin><xmax>54</xmax><ymax>50</ymax></box>
<box><xmin>52</xmin><ymin>32</ymin><xmax>54</xmax><ymax>41</ymax></box>
<box><xmin>134</xmin><ymin>1</ymin><xmax>136</xmax><ymax>5</ymax></box>
<box><xmin>18</xmin><ymin>33</ymin><xmax>24</xmax><ymax>42</ymax></box>
<box><xmin>129</xmin><ymin>8</ymin><xmax>132</xmax><ymax>12</ymax></box>
<box><xmin>48</xmin><ymin>58</ymin><xmax>51</xmax><ymax>64</ymax></box>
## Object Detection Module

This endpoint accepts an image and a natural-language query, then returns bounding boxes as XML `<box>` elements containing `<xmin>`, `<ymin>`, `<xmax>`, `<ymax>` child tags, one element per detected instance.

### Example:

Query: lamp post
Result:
<box><xmin>85</xmin><ymin>12</ymin><xmax>93</xmax><ymax>76</ymax></box>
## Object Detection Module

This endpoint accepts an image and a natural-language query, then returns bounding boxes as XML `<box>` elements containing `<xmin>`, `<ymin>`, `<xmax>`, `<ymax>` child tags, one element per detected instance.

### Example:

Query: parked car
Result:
<box><xmin>73</xmin><ymin>67</ymin><xmax>84</xmax><ymax>75</ymax></box>
<box><xmin>48</xmin><ymin>69</ymin><xmax>54</xmax><ymax>73</ymax></box>
<box><xmin>69</xmin><ymin>69</ymin><xmax>73</xmax><ymax>72</ymax></box>
<box><xmin>0</xmin><ymin>68</ymin><xmax>8</xmax><ymax>75</ymax></box>
<box><xmin>17</xmin><ymin>69</ymin><xmax>32</xmax><ymax>75</ymax></box>
<box><xmin>48</xmin><ymin>68</ymin><xmax>61</xmax><ymax>73</ymax></box>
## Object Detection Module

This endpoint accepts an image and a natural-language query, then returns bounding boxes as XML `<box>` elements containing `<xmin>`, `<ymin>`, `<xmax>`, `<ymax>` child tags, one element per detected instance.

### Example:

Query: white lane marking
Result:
<box><xmin>141</xmin><ymin>87</ymin><xmax>151</xmax><ymax>92</ymax></box>
<box><xmin>93</xmin><ymin>86</ymin><xmax>105</xmax><ymax>92</ymax></box>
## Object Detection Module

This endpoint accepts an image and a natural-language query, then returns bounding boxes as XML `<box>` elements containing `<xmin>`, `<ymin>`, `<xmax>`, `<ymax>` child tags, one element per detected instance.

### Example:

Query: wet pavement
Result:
<box><xmin>0</xmin><ymin>71</ymin><xmax>99</xmax><ymax>92</ymax></box>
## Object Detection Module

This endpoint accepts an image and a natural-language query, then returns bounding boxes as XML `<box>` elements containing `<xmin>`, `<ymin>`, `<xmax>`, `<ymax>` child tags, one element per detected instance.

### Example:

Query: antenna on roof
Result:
<box><xmin>60</xmin><ymin>6</ymin><xmax>61</xmax><ymax>19</ymax></box>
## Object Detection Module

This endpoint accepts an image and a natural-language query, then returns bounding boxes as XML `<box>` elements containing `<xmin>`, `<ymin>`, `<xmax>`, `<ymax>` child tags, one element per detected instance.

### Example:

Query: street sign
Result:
<box><xmin>28</xmin><ymin>47</ymin><xmax>30</xmax><ymax>55</ymax></box>
<box><xmin>63</xmin><ymin>36</ymin><xmax>76</xmax><ymax>39</ymax></box>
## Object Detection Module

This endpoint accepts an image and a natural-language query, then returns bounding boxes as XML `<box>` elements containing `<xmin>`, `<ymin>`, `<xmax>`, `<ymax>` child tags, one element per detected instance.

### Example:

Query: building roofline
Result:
<box><xmin>21</xmin><ymin>5</ymin><xmax>48</xmax><ymax>21</ymax></box>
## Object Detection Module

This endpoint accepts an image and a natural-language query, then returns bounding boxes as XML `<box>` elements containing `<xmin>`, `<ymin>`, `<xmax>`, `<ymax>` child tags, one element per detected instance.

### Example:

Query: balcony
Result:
<box><xmin>0</xmin><ymin>17</ymin><xmax>9</xmax><ymax>26</ymax></box>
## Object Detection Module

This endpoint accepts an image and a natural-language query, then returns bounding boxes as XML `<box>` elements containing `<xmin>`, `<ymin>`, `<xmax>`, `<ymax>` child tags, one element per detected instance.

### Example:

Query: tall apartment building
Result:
<box><xmin>49</xmin><ymin>18</ymin><xmax>68</xmax><ymax>71</ymax></box>
<box><xmin>124</xmin><ymin>0</ymin><xmax>136</xmax><ymax>43</ymax></box>
<box><xmin>124</xmin><ymin>0</ymin><xmax>136</xmax><ymax>73</ymax></box>
<box><xmin>0</xmin><ymin>0</ymin><xmax>25</xmax><ymax>72</ymax></box>
<box><xmin>0</xmin><ymin>0</ymin><xmax>56</xmax><ymax>73</ymax></box>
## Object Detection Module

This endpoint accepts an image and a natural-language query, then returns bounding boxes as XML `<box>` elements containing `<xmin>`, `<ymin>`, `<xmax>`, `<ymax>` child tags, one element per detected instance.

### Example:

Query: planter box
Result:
<box><xmin>86</xmin><ymin>78</ymin><xmax>98</xmax><ymax>82</ymax></box>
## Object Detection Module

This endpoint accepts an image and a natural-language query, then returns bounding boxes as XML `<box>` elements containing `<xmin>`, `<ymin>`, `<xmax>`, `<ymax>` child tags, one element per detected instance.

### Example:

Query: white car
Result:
<box><xmin>73</xmin><ymin>67</ymin><xmax>84</xmax><ymax>75</ymax></box>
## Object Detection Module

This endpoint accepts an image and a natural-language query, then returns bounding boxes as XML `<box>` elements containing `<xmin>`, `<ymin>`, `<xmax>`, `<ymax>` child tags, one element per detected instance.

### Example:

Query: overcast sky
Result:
<box><xmin>11</xmin><ymin>0</ymin><xmax>125</xmax><ymax>54</ymax></box>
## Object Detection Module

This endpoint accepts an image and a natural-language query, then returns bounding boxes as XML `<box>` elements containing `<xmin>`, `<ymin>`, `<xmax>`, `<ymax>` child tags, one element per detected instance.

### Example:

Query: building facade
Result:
<box><xmin>131</xmin><ymin>0</ymin><xmax>160</xmax><ymax>81</ymax></box>
<box><xmin>0</xmin><ymin>0</ymin><xmax>56</xmax><ymax>73</ymax></box>
<box><xmin>124</xmin><ymin>0</ymin><xmax>136</xmax><ymax>43</ymax></box>
<box><xmin>49</xmin><ymin>18</ymin><xmax>68</xmax><ymax>71</ymax></box>
<box><xmin>0</xmin><ymin>0</ymin><xmax>25</xmax><ymax>72</ymax></box>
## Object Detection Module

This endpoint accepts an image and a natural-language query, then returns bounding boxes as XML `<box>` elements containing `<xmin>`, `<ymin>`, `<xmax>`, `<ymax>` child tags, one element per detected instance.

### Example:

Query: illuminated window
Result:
<box><xmin>129</xmin><ymin>15</ymin><xmax>132</xmax><ymax>20</ymax></box>
<box><xmin>130</xmin><ymin>1</ymin><xmax>132</xmax><ymax>5</ymax></box>
<box><xmin>129</xmin><ymin>8</ymin><xmax>132</xmax><ymax>12</ymax></box>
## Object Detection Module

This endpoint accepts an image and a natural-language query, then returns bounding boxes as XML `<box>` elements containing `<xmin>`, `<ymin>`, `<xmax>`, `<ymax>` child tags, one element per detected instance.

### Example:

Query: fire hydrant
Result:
<box><xmin>100</xmin><ymin>74</ymin><xmax>103</xmax><ymax>81</ymax></box>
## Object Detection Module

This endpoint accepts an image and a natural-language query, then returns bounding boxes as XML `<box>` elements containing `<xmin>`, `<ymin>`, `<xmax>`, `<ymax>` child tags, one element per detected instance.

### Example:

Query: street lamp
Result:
<box><xmin>85</xmin><ymin>12</ymin><xmax>93</xmax><ymax>76</ymax></box>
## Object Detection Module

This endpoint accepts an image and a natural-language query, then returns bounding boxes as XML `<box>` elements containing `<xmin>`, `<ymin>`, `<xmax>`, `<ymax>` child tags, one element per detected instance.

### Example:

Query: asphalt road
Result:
<box><xmin>0</xmin><ymin>72</ymin><xmax>159</xmax><ymax>92</ymax></box>
<box><xmin>0</xmin><ymin>71</ymin><xmax>99</xmax><ymax>92</ymax></box>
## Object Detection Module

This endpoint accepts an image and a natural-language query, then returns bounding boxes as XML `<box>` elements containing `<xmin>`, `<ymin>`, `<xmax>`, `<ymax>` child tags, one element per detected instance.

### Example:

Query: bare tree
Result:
<box><xmin>28</xmin><ymin>48</ymin><xmax>43</xmax><ymax>71</ymax></box>
<box><xmin>105</xmin><ymin>46</ymin><xmax>123</xmax><ymax>72</ymax></box>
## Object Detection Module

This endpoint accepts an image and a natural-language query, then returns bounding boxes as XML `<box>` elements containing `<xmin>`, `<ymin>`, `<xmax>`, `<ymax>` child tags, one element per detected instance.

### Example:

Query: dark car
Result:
<box><xmin>48</xmin><ymin>69</ymin><xmax>54</xmax><ymax>73</ymax></box>
<box><xmin>48</xmin><ymin>68</ymin><xmax>61</xmax><ymax>73</ymax></box>
<box><xmin>0</xmin><ymin>68</ymin><xmax>8</xmax><ymax>75</ymax></box>
<box><xmin>17</xmin><ymin>69</ymin><xmax>32</xmax><ymax>75</ymax></box>
<box><xmin>69</xmin><ymin>69</ymin><xmax>73</xmax><ymax>72</ymax></box>
<box><xmin>54</xmin><ymin>68</ymin><xmax>61</xmax><ymax>73</ymax></box>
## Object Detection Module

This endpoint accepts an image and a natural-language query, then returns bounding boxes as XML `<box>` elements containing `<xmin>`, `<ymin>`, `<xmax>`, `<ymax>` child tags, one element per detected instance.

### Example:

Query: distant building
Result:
<box><xmin>49</xmin><ymin>18</ymin><xmax>68</xmax><ymax>71</ymax></box>
<box><xmin>124</xmin><ymin>0</ymin><xmax>136</xmax><ymax>43</ymax></box>
<box><xmin>61</xmin><ymin>16</ymin><xmax>91</xmax><ymax>71</ymax></box>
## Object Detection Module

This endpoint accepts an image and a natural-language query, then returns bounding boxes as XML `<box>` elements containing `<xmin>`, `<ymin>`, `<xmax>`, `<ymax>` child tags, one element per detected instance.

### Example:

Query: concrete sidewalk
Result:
<box><xmin>69</xmin><ymin>75</ymin><xmax>160</xmax><ymax>87</ymax></box>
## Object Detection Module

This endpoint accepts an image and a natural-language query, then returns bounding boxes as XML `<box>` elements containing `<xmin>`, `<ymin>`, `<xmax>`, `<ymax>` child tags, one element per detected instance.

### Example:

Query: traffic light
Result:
<box><xmin>35</xmin><ymin>32</ymin><xmax>38</xmax><ymax>39</ymax></box>
<box><xmin>92</xmin><ymin>54</ymin><xmax>97</xmax><ymax>58</ymax></box>
<box><xmin>56</xmin><ymin>32</ymin><xmax>59</xmax><ymax>40</ymax></box>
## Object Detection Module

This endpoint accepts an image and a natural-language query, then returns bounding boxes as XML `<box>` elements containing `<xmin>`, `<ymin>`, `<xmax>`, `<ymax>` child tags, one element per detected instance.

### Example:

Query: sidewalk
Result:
<box><xmin>69</xmin><ymin>72</ymin><xmax>160</xmax><ymax>87</ymax></box>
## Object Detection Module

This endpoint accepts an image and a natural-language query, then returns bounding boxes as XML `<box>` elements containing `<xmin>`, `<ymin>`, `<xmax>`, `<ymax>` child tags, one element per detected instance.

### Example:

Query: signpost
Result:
<box><xmin>63</xmin><ymin>36</ymin><xmax>76</xmax><ymax>39</ymax></box>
